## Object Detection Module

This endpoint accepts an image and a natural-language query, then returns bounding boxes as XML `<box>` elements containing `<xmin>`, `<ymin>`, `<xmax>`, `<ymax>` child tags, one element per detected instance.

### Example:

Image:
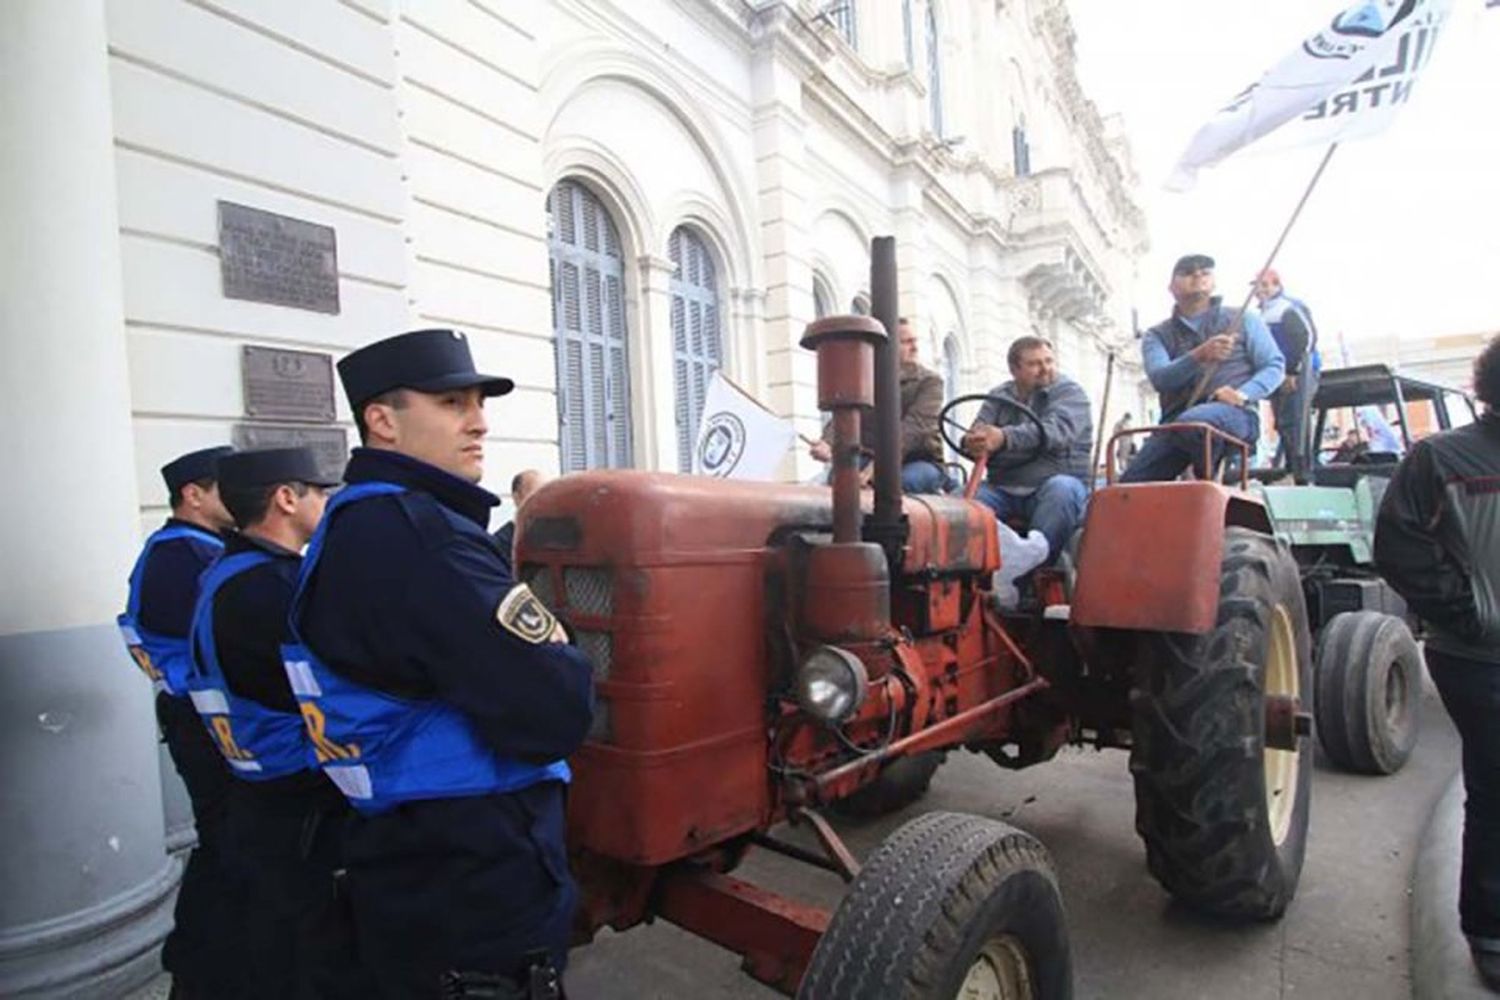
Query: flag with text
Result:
<box><xmin>1168</xmin><ymin>0</ymin><xmax>1455</xmax><ymax>190</ymax></box>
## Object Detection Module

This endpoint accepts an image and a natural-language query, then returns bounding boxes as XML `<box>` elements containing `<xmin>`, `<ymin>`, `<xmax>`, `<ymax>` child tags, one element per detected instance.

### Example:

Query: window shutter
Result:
<box><xmin>668</xmin><ymin>228</ymin><xmax>723</xmax><ymax>472</ymax></box>
<box><xmin>547</xmin><ymin>180</ymin><xmax>633</xmax><ymax>471</ymax></box>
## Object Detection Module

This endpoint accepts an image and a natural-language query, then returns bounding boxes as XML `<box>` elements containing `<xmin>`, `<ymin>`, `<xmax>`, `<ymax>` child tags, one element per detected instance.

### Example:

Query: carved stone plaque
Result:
<box><xmin>218</xmin><ymin>201</ymin><xmax>340</xmax><ymax>314</ymax></box>
<box><xmin>231</xmin><ymin>424</ymin><xmax>349</xmax><ymax>484</ymax></box>
<box><xmin>241</xmin><ymin>346</ymin><xmax>336</xmax><ymax>421</ymax></box>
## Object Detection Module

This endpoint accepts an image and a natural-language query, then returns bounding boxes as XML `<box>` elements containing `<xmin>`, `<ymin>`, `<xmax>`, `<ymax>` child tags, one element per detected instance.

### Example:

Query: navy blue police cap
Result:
<box><xmin>160</xmin><ymin>446</ymin><xmax>234</xmax><ymax>492</ymax></box>
<box><xmin>337</xmin><ymin>328</ymin><xmax>514</xmax><ymax>410</ymax></box>
<box><xmin>217</xmin><ymin>447</ymin><xmax>340</xmax><ymax>491</ymax></box>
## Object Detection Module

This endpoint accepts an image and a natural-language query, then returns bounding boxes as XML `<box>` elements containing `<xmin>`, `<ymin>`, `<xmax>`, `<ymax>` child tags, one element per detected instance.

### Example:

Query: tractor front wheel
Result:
<box><xmin>798</xmin><ymin>811</ymin><xmax>1071</xmax><ymax>1000</ymax></box>
<box><xmin>1130</xmin><ymin>527</ymin><xmax>1313</xmax><ymax>919</ymax></box>
<box><xmin>1315</xmin><ymin>610</ymin><xmax>1422</xmax><ymax>774</ymax></box>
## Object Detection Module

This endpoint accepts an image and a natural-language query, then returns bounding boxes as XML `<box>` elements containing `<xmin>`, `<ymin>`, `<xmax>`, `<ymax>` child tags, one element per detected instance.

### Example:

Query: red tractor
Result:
<box><xmin>515</xmin><ymin>239</ymin><xmax>1314</xmax><ymax>999</ymax></box>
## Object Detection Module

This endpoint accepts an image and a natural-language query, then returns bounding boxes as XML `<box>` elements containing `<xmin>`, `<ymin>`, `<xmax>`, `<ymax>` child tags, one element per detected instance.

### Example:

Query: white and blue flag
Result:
<box><xmin>1168</xmin><ymin>0</ymin><xmax>1456</xmax><ymax>190</ymax></box>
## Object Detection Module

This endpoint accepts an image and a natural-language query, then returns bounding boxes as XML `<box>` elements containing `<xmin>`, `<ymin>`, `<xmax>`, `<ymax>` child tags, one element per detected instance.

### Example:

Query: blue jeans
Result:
<box><xmin>1272</xmin><ymin>365</ymin><xmax>1319</xmax><ymax>479</ymax></box>
<box><xmin>901</xmin><ymin>459</ymin><xmax>952</xmax><ymax>495</ymax></box>
<box><xmin>837</xmin><ymin>458</ymin><xmax>952</xmax><ymax>494</ymax></box>
<box><xmin>1120</xmin><ymin>402</ymin><xmax>1259</xmax><ymax>483</ymax></box>
<box><xmin>1428</xmin><ymin>648</ymin><xmax>1500</xmax><ymax>940</ymax></box>
<box><xmin>974</xmin><ymin>475</ymin><xmax>1087</xmax><ymax>561</ymax></box>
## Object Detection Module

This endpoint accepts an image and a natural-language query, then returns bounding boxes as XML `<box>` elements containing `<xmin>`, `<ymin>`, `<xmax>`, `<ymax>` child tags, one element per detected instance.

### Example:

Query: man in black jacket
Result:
<box><xmin>188</xmin><ymin>447</ymin><xmax>362</xmax><ymax>998</ymax></box>
<box><xmin>292</xmin><ymin>329</ymin><xmax>595</xmax><ymax>998</ymax></box>
<box><xmin>118</xmin><ymin>445</ymin><xmax>242</xmax><ymax>998</ymax></box>
<box><xmin>1375</xmin><ymin>335</ymin><xmax>1500</xmax><ymax>989</ymax></box>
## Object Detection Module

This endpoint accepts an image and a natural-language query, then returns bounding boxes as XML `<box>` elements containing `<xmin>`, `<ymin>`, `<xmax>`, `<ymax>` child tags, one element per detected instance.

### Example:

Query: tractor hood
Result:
<box><xmin>1254</xmin><ymin>479</ymin><xmax>1379</xmax><ymax>565</ymax></box>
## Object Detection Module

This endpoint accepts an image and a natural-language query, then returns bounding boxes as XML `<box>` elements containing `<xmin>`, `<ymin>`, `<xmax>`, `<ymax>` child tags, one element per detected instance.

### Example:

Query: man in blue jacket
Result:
<box><xmin>186</xmin><ymin>446</ymin><xmax>362</xmax><ymax>998</ymax></box>
<box><xmin>288</xmin><ymin>329</ymin><xmax>595</xmax><ymax>998</ymax></box>
<box><xmin>1122</xmin><ymin>254</ymin><xmax>1285</xmax><ymax>482</ymax></box>
<box><xmin>117</xmin><ymin>445</ymin><xmax>241</xmax><ymax>997</ymax></box>
<box><xmin>1254</xmin><ymin>268</ymin><xmax>1319</xmax><ymax>481</ymax></box>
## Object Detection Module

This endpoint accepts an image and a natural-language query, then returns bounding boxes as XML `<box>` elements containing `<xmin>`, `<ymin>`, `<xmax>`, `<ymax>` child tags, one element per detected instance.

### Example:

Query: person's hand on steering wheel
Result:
<box><xmin>962</xmin><ymin>424</ymin><xmax>1005</xmax><ymax>458</ymax></box>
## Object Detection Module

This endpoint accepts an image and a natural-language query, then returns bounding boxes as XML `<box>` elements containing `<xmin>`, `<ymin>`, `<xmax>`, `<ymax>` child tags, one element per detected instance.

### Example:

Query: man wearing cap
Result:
<box><xmin>1253</xmin><ymin>269</ymin><xmax>1320</xmax><ymax>481</ymax></box>
<box><xmin>286</xmin><ymin>329</ymin><xmax>594</xmax><ymax>997</ymax></box>
<box><xmin>117</xmin><ymin>445</ymin><xmax>242</xmax><ymax>997</ymax></box>
<box><xmin>1121</xmin><ymin>254</ymin><xmax>1285</xmax><ymax>482</ymax></box>
<box><xmin>185</xmin><ymin>447</ymin><xmax>356</xmax><ymax>998</ymax></box>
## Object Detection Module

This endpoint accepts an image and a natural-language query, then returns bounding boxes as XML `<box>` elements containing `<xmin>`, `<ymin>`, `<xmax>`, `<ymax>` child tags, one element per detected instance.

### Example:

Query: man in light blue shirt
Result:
<box><xmin>1122</xmin><ymin>253</ymin><xmax>1285</xmax><ymax>482</ymax></box>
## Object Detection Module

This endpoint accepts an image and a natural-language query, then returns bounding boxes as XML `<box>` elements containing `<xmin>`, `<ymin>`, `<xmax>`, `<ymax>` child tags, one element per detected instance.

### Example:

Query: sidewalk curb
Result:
<box><xmin>1412</xmin><ymin>769</ymin><xmax>1493</xmax><ymax>999</ymax></box>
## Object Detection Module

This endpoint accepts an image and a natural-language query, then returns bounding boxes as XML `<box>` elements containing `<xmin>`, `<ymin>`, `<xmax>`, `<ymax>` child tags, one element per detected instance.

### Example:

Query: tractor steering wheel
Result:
<box><xmin>939</xmin><ymin>393</ymin><xmax>1048</xmax><ymax>500</ymax></box>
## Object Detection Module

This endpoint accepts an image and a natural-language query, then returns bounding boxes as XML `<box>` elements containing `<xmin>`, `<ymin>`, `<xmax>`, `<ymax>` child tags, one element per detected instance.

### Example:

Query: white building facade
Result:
<box><xmin>0</xmin><ymin>1</ymin><xmax>1145</xmax><ymax>994</ymax></box>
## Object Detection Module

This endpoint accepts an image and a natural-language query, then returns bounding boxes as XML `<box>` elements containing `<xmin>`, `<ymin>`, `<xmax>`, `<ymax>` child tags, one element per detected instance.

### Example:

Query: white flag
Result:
<box><xmin>692</xmin><ymin>372</ymin><xmax>796</xmax><ymax>480</ymax></box>
<box><xmin>1168</xmin><ymin>0</ymin><xmax>1454</xmax><ymax>190</ymax></box>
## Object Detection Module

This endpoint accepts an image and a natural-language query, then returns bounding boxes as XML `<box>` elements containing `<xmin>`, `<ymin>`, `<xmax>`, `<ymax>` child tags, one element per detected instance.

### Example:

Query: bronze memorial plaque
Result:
<box><xmin>231</xmin><ymin>425</ymin><xmax>349</xmax><ymax>484</ymax></box>
<box><xmin>218</xmin><ymin>201</ymin><xmax>340</xmax><ymax>314</ymax></box>
<box><xmin>241</xmin><ymin>346</ymin><xmax>336</xmax><ymax>422</ymax></box>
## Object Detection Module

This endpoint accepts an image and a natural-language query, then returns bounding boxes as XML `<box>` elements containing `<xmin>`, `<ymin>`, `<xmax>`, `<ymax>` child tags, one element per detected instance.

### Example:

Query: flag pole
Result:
<box><xmin>1185</xmin><ymin>141</ymin><xmax>1340</xmax><ymax>408</ymax></box>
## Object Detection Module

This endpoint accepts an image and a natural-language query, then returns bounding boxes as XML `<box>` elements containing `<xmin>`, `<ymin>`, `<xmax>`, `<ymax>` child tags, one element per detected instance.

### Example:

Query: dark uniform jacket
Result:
<box><xmin>139</xmin><ymin>517</ymin><xmax>224</xmax><ymax>638</ymax></box>
<box><xmin>1375</xmin><ymin>411</ymin><xmax>1500</xmax><ymax>662</ymax></box>
<box><xmin>213</xmin><ymin>531</ymin><xmax>340</xmax><ymax>800</ymax></box>
<box><xmin>823</xmin><ymin>362</ymin><xmax>945</xmax><ymax>465</ymax></box>
<box><xmin>297</xmin><ymin>447</ymin><xmax>595</xmax><ymax>985</ymax></box>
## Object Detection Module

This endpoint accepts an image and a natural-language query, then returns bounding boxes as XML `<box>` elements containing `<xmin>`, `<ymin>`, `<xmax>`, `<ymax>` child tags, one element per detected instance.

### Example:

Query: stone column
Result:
<box><xmin>751</xmin><ymin>12</ymin><xmax>821</xmax><ymax>479</ymax></box>
<box><xmin>0</xmin><ymin>2</ymin><xmax>178</xmax><ymax>996</ymax></box>
<box><xmin>636</xmin><ymin>254</ymin><xmax>680</xmax><ymax>471</ymax></box>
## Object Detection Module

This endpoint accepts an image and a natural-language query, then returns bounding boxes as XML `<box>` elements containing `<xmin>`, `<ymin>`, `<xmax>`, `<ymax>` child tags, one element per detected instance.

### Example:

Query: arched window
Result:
<box><xmin>546</xmin><ymin>180</ymin><xmax>633</xmax><ymax>472</ymax></box>
<box><xmin>668</xmin><ymin>227</ymin><xmax>722</xmax><ymax>472</ymax></box>
<box><xmin>850</xmin><ymin>292</ymin><xmax>871</xmax><ymax>316</ymax></box>
<box><xmin>1013</xmin><ymin>116</ymin><xmax>1032</xmax><ymax>177</ymax></box>
<box><xmin>829</xmin><ymin>1</ymin><xmax>858</xmax><ymax>50</ymax></box>
<box><xmin>812</xmin><ymin>274</ymin><xmax>835</xmax><ymax>319</ymax></box>
<box><xmin>943</xmin><ymin>333</ymin><xmax>962</xmax><ymax>402</ymax></box>
<box><xmin>902</xmin><ymin>0</ymin><xmax>915</xmax><ymax>67</ymax></box>
<box><xmin>925</xmin><ymin>3</ymin><xmax>943</xmax><ymax>136</ymax></box>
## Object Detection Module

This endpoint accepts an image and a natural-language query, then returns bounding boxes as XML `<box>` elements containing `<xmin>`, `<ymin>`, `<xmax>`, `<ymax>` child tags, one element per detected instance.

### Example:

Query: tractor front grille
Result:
<box><xmin>575</xmin><ymin>629</ymin><xmax>612</xmax><ymax>681</ymax></box>
<box><xmin>564</xmin><ymin>567</ymin><xmax>613</xmax><ymax>616</ymax></box>
<box><xmin>519</xmin><ymin>563</ymin><xmax>556</xmax><ymax>607</ymax></box>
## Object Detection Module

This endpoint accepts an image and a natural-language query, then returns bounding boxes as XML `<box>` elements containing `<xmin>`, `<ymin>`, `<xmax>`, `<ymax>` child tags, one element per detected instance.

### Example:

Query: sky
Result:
<box><xmin>1067</xmin><ymin>0</ymin><xmax>1499</xmax><ymax>350</ymax></box>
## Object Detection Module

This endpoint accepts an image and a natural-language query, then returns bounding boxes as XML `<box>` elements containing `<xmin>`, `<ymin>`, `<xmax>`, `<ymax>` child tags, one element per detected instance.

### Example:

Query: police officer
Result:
<box><xmin>185</xmin><ymin>447</ymin><xmax>359</xmax><ymax>998</ymax></box>
<box><xmin>117</xmin><ymin>445</ymin><xmax>242</xmax><ymax>998</ymax></box>
<box><xmin>284</xmin><ymin>329</ymin><xmax>595</xmax><ymax>998</ymax></box>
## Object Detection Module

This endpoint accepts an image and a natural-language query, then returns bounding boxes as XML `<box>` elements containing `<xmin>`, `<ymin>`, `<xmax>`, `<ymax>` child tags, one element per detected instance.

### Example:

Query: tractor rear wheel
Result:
<box><xmin>1130</xmin><ymin>527</ymin><xmax>1313</xmax><ymax>919</ymax></box>
<box><xmin>798</xmin><ymin>811</ymin><xmax>1071</xmax><ymax>1000</ymax></box>
<box><xmin>831</xmin><ymin>751</ymin><xmax>944</xmax><ymax>820</ymax></box>
<box><xmin>1315</xmin><ymin>610</ymin><xmax>1422</xmax><ymax>774</ymax></box>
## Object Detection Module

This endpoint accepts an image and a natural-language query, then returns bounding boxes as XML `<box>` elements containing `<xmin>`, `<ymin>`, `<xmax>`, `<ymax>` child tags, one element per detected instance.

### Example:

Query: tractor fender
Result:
<box><xmin>1071</xmin><ymin>482</ymin><xmax>1272</xmax><ymax>635</ymax></box>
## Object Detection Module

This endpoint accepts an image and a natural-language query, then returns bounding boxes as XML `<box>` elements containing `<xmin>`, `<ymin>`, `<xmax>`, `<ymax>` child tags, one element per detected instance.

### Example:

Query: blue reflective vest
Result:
<box><xmin>118</xmin><ymin>524</ymin><xmax>224</xmax><ymax>696</ymax></box>
<box><xmin>187</xmin><ymin>550</ymin><xmax>319</xmax><ymax>780</ymax></box>
<box><xmin>283</xmin><ymin>481</ymin><xmax>570</xmax><ymax>815</ymax></box>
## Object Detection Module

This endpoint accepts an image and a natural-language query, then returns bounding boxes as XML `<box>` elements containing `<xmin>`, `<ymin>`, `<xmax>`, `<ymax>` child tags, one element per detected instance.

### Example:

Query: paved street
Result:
<box><xmin>567</xmin><ymin>682</ymin><xmax>1460</xmax><ymax>999</ymax></box>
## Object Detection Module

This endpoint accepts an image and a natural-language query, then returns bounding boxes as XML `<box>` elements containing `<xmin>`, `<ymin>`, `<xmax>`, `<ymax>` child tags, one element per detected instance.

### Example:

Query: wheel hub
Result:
<box><xmin>959</xmin><ymin>935</ymin><xmax>1035</xmax><ymax>1000</ymax></box>
<box><xmin>1263</xmin><ymin>605</ymin><xmax>1302</xmax><ymax>847</ymax></box>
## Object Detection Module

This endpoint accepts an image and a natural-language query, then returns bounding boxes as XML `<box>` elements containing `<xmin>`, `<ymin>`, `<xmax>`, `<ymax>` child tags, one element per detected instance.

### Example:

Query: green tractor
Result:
<box><xmin>1252</xmin><ymin>363</ymin><xmax>1478</xmax><ymax>774</ymax></box>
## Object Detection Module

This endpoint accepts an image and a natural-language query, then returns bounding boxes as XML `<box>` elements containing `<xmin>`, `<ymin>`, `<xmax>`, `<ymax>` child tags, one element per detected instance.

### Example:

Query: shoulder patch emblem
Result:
<box><xmin>496</xmin><ymin>583</ymin><xmax>557</xmax><ymax>644</ymax></box>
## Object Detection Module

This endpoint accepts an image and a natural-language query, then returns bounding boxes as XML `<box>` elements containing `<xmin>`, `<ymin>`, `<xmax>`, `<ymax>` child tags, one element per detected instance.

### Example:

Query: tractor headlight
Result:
<box><xmin>795</xmin><ymin>645</ymin><xmax>869</xmax><ymax>725</ymax></box>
